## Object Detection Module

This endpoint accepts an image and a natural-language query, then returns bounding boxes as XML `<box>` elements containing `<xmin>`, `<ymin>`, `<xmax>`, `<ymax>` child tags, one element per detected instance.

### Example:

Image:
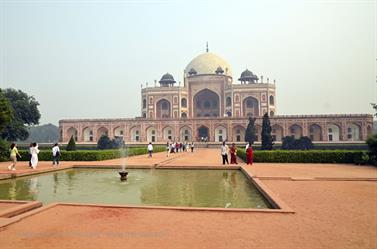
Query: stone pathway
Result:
<box><xmin>0</xmin><ymin>148</ymin><xmax>376</xmax><ymax>248</ymax></box>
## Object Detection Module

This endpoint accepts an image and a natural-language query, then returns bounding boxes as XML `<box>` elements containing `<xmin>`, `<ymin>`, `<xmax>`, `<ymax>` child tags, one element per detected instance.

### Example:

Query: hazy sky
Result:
<box><xmin>1</xmin><ymin>0</ymin><xmax>376</xmax><ymax>125</ymax></box>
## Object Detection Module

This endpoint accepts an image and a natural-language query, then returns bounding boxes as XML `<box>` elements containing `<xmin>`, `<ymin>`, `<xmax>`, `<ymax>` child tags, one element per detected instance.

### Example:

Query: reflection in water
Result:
<box><xmin>8</xmin><ymin>181</ymin><xmax>16</xmax><ymax>200</ymax></box>
<box><xmin>53</xmin><ymin>173</ymin><xmax>59</xmax><ymax>194</ymax></box>
<box><xmin>0</xmin><ymin>169</ymin><xmax>271</xmax><ymax>209</ymax></box>
<box><xmin>29</xmin><ymin>177</ymin><xmax>38</xmax><ymax>194</ymax></box>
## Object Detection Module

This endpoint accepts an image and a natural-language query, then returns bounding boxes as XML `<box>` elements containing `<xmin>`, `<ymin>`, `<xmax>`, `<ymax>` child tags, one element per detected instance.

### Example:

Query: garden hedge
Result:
<box><xmin>7</xmin><ymin>146</ymin><xmax>165</xmax><ymax>162</ymax></box>
<box><xmin>236</xmin><ymin>149</ymin><xmax>369</xmax><ymax>164</ymax></box>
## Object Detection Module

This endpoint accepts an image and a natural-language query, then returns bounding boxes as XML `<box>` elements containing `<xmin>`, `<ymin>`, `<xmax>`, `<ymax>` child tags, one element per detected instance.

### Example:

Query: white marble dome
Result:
<box><xmin>185</xmin><ymin>52</ymin><xmax>232</xmax><ymax>77</ymax></box>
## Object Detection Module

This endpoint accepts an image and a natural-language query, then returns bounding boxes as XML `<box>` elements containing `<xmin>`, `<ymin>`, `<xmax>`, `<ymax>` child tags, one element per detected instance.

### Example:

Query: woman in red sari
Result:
<box><xmin>230</xmin><ymin>143</ymin><xmax>238</xmax><ymax>164</ymax></box>
<box><xmin>246</xmin><ymin>142</ymin><xmax>253</xmax><ymax>165</ymax></box>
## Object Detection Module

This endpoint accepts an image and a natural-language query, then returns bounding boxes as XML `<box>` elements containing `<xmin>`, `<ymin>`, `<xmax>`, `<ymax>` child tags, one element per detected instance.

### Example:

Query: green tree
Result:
<box><xmin>1</xmin><ymin>88</ymin><xmax>40</xmax><ymax>141</ymax></box>
<box><xmin>0</xmin><ymin>89</ymin><xmax>13</xmax><ymax>132</ymax></box>
<box><xmin>245</xmin><ymin>116</ymin><xmax>257</xmax><ymax>144</ymax></box>
<box><xmin>371</xmin><ymin>103</ymin><xmax>377</xmax><ymax>117</ymax></box>
<box><xmin>366</xmin><ymin>133</ymin><xmax>377</xmax><ymax>165</ymax></box>
<box><xmin>261</xmin><ymin>113</ymin><xmax>273</xmax><ymax>150</ymax></box>
<box><xmin>66</xmin><ymin>135</ymin><xmax>77</xmax><ymax>151</ymax></box>
<box><xmin>0</xmin><ymin>89</ymin><xmax>13</xmax><ymax>161</ymax></box>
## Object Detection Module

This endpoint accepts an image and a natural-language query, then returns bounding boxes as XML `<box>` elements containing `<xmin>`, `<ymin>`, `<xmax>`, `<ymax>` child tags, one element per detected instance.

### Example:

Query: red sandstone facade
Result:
<box><xmin>59</xmin><ymin>51</ymin><xmax>374</xmax><ymax>143</ymax></box>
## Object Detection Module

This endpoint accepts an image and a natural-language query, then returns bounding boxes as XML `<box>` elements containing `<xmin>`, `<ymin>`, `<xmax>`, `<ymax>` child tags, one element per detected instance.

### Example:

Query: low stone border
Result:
<box><xmin>0</xmin><ymin>200</ymin><xmax>42</xmax><ymax>218</ymax></box>
<box><xmin>240</xmin><ymin>167</ymin><xmax>294</xmax><ymax>212</ymax></box>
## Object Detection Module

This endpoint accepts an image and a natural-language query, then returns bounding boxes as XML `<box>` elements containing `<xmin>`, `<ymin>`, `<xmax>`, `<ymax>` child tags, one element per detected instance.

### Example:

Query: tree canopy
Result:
<box><xmin>0</xmin><ymin>89</ymin><xmax>13</xmax><ymax>133</ymax></box>
<box><xmin>0</xmin><ymin>88</ymin><xmax>41</xmax><ymax>141</ymax></box>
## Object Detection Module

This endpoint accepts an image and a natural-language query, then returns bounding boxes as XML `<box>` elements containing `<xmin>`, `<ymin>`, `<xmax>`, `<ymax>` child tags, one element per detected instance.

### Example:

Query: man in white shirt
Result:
<box><xmin>147</xmin><ymin>142</ymin><xmax>153</xmax><ymax>158</ymax></box>
<box><xmin>221</xmin><ymin>141</ymin><xmax>229</xmax><ymax>165</ymax></box>
<box><xmin>52</xmin><ymin>143</ymin><xmax>61</xmax><ymax>166</ymax></box>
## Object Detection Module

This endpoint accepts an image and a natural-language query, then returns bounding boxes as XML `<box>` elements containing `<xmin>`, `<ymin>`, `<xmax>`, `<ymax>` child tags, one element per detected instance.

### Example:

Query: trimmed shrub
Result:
<box><xmin>97</xmin><ymin>135</ymin><xmax>125</xmax><ymax>150</ymax></box>
<box><xmin>66</xmin><ymin>136</ymin><xmax>76</xmax><ymax>151</ymax></box>
<box><xmin>14</xmin><ymin>146</ymin><xmax>165</xmax><ymax>162</ymax></box>
<box><xmin>282</xmin><ymin>136</ymin><xmax>313</xmax><ymax>150</ymax></box>
<box><xmin>237</xmin><ymin>149</ymin><xmax>367</xmax><ymax>164</ymax></box>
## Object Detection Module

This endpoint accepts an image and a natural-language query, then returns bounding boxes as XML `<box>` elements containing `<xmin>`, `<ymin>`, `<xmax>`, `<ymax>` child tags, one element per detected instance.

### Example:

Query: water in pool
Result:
<box><xmin>0</xmin><ymin>169</ymin><xmax>271</xmax><ymax>209</ymax></box>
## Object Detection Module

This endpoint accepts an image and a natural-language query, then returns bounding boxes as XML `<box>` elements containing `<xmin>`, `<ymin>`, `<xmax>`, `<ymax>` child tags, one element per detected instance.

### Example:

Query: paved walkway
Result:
<box><xmin>0</xmin><ymin>148</ymin><xmax>376</xmax><ymax>249</ymax></box>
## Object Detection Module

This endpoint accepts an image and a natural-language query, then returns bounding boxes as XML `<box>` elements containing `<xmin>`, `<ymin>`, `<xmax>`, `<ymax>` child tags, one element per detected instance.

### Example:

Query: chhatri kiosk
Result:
<box><xmin>59</xmin><ymin>48</ymin><xmax>373</xmax><ymax>144</ymax></box>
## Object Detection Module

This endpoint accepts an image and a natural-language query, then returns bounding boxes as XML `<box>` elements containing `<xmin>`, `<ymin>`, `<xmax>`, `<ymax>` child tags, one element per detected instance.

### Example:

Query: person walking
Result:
<box><xmin>8</xmin><ymin>143</ymin><xmax>21</xmax><ymax>171</ymax></box>
<box><xmin>230</xmin><ymin>143</ymin><xmax>238</xmax><ymax>164</ymax></box>
<box><xmin>52</xmin><ymin>143</ymin><xmax>61</xmax><ymax>166</ymax></box>
<box><xmin>221</xmin><ymin>141</ymin><xmax>229</xmax><ymax>165</ymax></box>
<box><xmin>166</xmin><ymin>142</ymin><xmax>170</xmax><ymax>157</ymax></box>
<box><xmin>147</xmin><ymin>142</ymin><xmax>153</xmax><ymax>158</ymax></box>
<box><xmin>30</xmin><ymin>143</ymin><xmax>40</xmax><ymax>169</ymax></box>
<box><xmin>190</xmin><ymin>142</ymin><xmax>194</xmax><ymax>152</ymax></box>
<box><xmin>246</xmin><ymin>142</ymin><xmax>254</xmax><ymax>165</ymax></box>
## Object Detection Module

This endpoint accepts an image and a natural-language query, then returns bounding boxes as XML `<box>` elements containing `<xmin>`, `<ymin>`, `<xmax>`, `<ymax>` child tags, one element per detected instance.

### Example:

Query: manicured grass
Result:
<box><xmin>15</xmin><ymin>146</ymin><xmax>166</xmax><ymax>161</ymax></box>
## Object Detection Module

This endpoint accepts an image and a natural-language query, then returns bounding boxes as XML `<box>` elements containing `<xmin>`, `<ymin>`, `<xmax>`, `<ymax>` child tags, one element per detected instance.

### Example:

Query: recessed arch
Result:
<box><xmin>214</xmin><ymin>125</ymin><xmax>227</xmax><ymax>142</ymax></box>
<box><xmin>130</xmin><ymin>126</ymin><xmax>141</xmax><ymax>142</ymax></box>
<box><xmin>226</xmin><ymin>96</ymin><xmax>232</xmax><ymax>107</ymax></box>
<box><xmin>146</xmin><ymin>126</ymin><xmax>157</xmax><ymax>143</ymax></box>
<box><xmin>269</xmin><ymin>95</ymin><xmax>274</xmax><ymax>105</ymax></box>
<box><xmin>309</xmin><ymin>124</ymin><xmax>322</xmax><ymax>141</ymax></box>
<box><xmin>194</xmin><ymin>89</ymin><xmax>220</xmax><ymax>117</ymax></box>
<box><xmin>181</xmin><ymin>98</ymin><xmax>187</xmax><ymax>108</ymax></box>
<box><xmin>289</xmin><ymin>124</ymin><xmax>303</xmax><ymax>139</ymax></box>
<box><xmin>180</xmin><ymin>126</ymin><xmax>192</xmax><ymax>142</ymax></box>
<box><xmin>271</xmin><ymin>124</ymin><xmax>283</xmax><ymax>141</ymax></box>
<box><xmin>243</xmin><ymin>97</ymin><xmax>259</xmax><ymax>117</ymax></box>
<box><xmin>82</xmin><ymin>127</ymin><xmax>94</xmax><ymax>142</ymax></box>
<box><xmin>197</xmin><ymin>125</ymin><xmax>209</xmax><ymax>141</ymax></box>
<box><xmin>327</xmin><ymin>124</ymin><xmax>341</xmax><ymax>142</ymax></box>
<box><xmin>67</xmin><ymin>127</ymin><xmax>78</xmax><ymax>142</ymax></box>
<box><xmin>232</xmin><ymin>125</ymin><xmax>245</xmax><ymax>142</ymax></box>
<box><xmin>113</xmin><ymin>126</ymin><xmax>124</xmax><ymax>139</ymax></box>
<box><xmin>156</xmin><ymin>99</ymin><xmax>171</xmax><ymax>118</ymax></box>
<box><xmin>97</xmin><ymin>127</ymin><xmax>109</xmax><ymax>139</ymax></box>
<box><xmin>347</xmin><ymin>123</ymin><xmax>361</xmax><ymax>141</ymax></box>
<box><xmin>162</xmin><ymin>126</ymin><xmax>174</xmax><ymax>141</ymax></box>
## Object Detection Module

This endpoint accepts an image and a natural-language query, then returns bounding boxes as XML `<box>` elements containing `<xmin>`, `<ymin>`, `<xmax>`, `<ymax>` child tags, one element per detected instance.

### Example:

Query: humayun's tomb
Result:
<box><xmin>59</xmin><ymin>48</ymin><xmax>373</xmax><ymax>144</ymax></box>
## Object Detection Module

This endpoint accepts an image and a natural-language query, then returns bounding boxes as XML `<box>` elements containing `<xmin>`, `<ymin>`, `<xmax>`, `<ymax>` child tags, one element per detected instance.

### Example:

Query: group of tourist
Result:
<box><xmin>147</xmin><ymin>141</ymin><xmax>195</xmax><ymax>158</ymax></box>
<box><xmin>166</xmin><ymin>141</ymin><xmax>195</xmax><ymax>156</ymax></box>
<box><xmin>220</xmin><ymin>141</ymin><xmax>254</xmax><ymax>165</ymax></box>
<box><xmin>7</xmin><ymin>143</ymin><xmax>61</xmax><ymax>171</ymax></box>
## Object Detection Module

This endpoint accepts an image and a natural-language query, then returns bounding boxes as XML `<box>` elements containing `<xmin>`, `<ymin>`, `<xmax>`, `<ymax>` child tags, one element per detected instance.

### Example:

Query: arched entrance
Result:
<box><xmin>156</xmin><ymin>99</ymin><xmax>171</xmax><ymax>118</ymax></box>
<box><xmin>232</xmin><ymin>125</ymin><xmax>245</xmax><ymax>142</ymax></box>
<box><xmin>242</xmin><ymin>97</ymin><xmax>259</xmax><ymax>117</ymax></box>
<box><xmin>327</xmin><ymin>124</ymin><xmax>340</xmax><ymax>142</ymax></box>
<box><xmin>193</xmin><ymin>89</ymin><xmax>220</xmax><ymax>117</ymax></box>
<box><xmin>214</xmin><ymin>126</ymin><xmax>227</xmax><ymax>142</ymax></box>
<box><xmin>309</xmin><ymin>124</ymin><xmax>322</xmax><ymax>141</ymax></box>
<box><xmin>197</xmin><ymin>125</ymin><xmax>209</xmax><ymax>141</ymax></box>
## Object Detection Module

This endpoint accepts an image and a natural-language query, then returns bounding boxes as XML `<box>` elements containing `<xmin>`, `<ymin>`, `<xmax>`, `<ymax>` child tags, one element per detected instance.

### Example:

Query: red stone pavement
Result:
<box><xmin>0</xmin><ymin>148</ymin><xmax>376</xmax><ymax>249</ymax></box>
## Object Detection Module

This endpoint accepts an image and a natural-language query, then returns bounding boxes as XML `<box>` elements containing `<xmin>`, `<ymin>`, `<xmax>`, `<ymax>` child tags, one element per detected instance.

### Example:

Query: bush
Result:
<box><xmin>97</xmin><ymin>135</ymin><xmax>124</xmax><ymax>150</ymax></box>
<box><xmin>237</xmin><ymin>149</ymin><xmax>367</xmax><ymax>164</ymax></box>
<box><xmin>13</xmin><ymin>146</ymin><xmax>165</xmax><ymax>162</ymax></box>
<box><xmin>282</xmin><ymin>136</ymin><xmax>313</xmax><ymax>150</ymax></box>
<box><xmin>66</xmin><ymin>136</ymin><xmax>76</xmax><ymax>151</ymax></box>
